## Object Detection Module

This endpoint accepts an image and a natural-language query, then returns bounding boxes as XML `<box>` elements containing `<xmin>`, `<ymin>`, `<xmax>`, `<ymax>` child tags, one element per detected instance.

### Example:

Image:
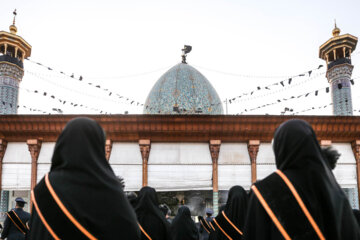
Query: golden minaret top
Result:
<box><xmin>332</xmin><ymin>20</ymin><xmax>340</xmax><ymax>37</ymax></box>
<box><xmin>9</xmin><ymin>9</ymin><xmax>17</xmax><ymax>35</ymax></box>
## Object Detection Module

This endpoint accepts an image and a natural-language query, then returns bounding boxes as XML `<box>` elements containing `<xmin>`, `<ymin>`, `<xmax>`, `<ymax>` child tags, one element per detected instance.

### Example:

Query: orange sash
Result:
<box><xmin>138</xmin><ymin>223</ymin><xmax>152</xmax><ymax>240</ymax></box>
<box><xmin>6</xmin><ymin>210</ymin><xmax>29</xmax><ymax>235</ymax></box>
<box><xmin>252</xmin><ymin>170</ymin><xmax>325</xmax><ymax>240</ymax></box>
<box><xmin>32</xmin><ymin>173</ymin><xmax>97</xmax><ymax>240</ymax></box>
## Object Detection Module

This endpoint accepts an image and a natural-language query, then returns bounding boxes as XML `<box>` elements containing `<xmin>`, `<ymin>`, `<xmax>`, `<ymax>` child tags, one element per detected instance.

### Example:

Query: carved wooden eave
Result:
<box><xmin>0</xmin><ymin>115</ymin><xmax>359</xmax><ymax>142</ymax></box>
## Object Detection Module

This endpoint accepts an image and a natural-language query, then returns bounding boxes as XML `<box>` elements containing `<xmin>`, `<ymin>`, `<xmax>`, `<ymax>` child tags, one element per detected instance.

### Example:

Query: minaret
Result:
<box><xmin>319</xmin><ymin>22</ymin><xmax>358</xmax><ymax>115</ymax></box>
<box><xmin>0</xmin><ymin>10</ymin><xmax>31</xmax><ymax>114</ymax></box>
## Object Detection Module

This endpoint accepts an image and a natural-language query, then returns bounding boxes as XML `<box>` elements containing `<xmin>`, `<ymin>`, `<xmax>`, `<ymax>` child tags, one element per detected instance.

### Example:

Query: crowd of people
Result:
<box><xmin>1</xmin><ymin>117</ymin><xmax>360</xmax><ymax>239</ymax></box>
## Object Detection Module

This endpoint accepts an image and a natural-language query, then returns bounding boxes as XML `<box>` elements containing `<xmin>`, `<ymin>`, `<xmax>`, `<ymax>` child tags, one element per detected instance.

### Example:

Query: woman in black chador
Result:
<box><xmin>244</xmin><ymin>119</ymin><xmax>360</xmax><ymax>240</ymax></box>
<box><xmin>171</xmin><ymin>206</ymin><xmax>199</xmax><ymax>240</ymax></box>
<box><xmin>29</xmin><ymin>117</ymin><xmax>140</xmax><ymax>239</ymax></box>
<box><xmin>135</xmin><ymin>186</ymin><xmax>172</xmax><ymax>240</ymax></box>
<box><xmin>210</xmin><ymin>186</ymin><xmax>248</xmax><ymax>240</ymax></box>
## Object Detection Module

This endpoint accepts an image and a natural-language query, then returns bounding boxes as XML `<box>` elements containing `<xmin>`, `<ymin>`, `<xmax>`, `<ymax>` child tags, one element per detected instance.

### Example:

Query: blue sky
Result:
<box><xmin>1</xmin><ymin>0</ymin><xmax>359</xmax><ymax>115</ymax></box>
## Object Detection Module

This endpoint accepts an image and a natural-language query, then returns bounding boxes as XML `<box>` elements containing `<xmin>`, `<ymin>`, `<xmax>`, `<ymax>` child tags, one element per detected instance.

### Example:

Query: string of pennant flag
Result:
<box><xmin>26</xmin><ymin>58</ymin><xmax>173</xmax><ymax>79</ymax></box>
<box><xmin>168</xmin><ymin>70</ymin><xmax>327</xmax><ymax>111</ymax></box>
<box><xmin>291</xmin><ymin>101</ymin><xmax>360</xmax><ymax>115</ymax></box>
<box><xmin>25</xmin><ymin>70</ymin><xmax>143</xmax><ymax>108</ymax></box>
<box><xmin>224</xmin><ymin>65</ymin><xmax>324</xmax><ymax>104</ymax></box>
<box><xmin>27</xmin><ymin>57</ymin><xmax>323</xmax><ymax>82</ymax></box>
<box><xmin>194</xmin><ymin>71</ymin><xmax>325</xmax><ymax>111</ymax></box>
<box><xmin>1</xmin><ymin>102</ymin><xmax>50</xmax><ymax>114</ymax></box>
<box><xmin>235</xmin><ymin>79</ymin><xmax>354</xmax><ymax>114</ymax></box>
<box><xmin>16</xmin><ymin>74</ymin><xmax>357</xmax><ymax>115</ymax></box>
<box><xmin>228</xmin><ymin>72</ymin><xmax>326</xmax><ymax>105</ymax></box>
<box><xmin>25</xmin><ymin>68</ymin><xmax>230</xmax><ymax>112</ymax></box>
<box><xmin>25</xmin><ymin>58</ymin><xmax>146</xmax><ymax>107</ymax></box>
<box><xmin>193</xmin><ymin>64</ymin><xmax>323</xmax><ymax>79</ymax></box>
<box><xmin>6</xmin><ymin>82</ymin><xmax>360</xmax><ymax>116</ymax></box>
<box><xmin>19</xmin><ymin>87</ymin><xmax>110</xmax><ymax>114</ymax></box>
<box><xmin>236</xmin><ymin>76</ymin><xmax>358</xmax><ymax>114</ymax></box>
<box><xmin>25</xmin><ymin>58</ymin><xmax>329</xmax><ymax>112</ymax></box>
<box><xmin>25</xmin><ymin>67</ymin><xmax>329</xmax><ymax>113</ymax></box>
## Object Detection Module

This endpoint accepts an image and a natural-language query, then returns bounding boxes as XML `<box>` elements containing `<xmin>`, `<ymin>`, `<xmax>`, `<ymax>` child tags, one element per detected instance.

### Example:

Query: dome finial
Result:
<box><xmin>9</xmin><ymin>9</ymin><xmax>18</xmax><ymax>34</ymax></box>
<box><xmin>181</xmin><ymin>45</ymin><xmax>192</xmax><ymax>64</ymax></box>
<box><xmin>332</xmin><ymin>19</ymin><xmax>340</xmax><ymax>37</ymax></box>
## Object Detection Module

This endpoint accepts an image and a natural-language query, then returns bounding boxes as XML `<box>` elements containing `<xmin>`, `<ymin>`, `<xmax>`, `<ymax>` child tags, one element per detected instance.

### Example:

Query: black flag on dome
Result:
<box><xmin>182</xmin><ymin>45</ymin><xmax>192</xmax><ymax>64</ymax></box>
<box><xmin>183</xmin><ymin>45</ymin><xmax>192</xmax><ymax>54</ymax></box>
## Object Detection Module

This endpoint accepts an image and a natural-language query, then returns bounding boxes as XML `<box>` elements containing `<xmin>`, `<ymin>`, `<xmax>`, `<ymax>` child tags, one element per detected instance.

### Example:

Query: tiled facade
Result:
<box><xmin>327</xmin><ymin>64</ymin><xmax>353</xmax><ymax>116</ymax></box>
<box><xmin>143</xmin><ymin>63</ymin><xmax>224</xmax><ymax>114</ymax></box>
<box><xmin>0</xmin><ymin>62</ymin><xmax>23</xmax><ymax>114</ymax></box>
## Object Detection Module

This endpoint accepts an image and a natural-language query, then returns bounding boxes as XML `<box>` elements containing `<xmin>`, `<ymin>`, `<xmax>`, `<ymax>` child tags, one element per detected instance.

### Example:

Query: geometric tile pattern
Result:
<box><xmin>0</xmin><ymin>62</ymin><xmax>23</xmax><ymax>114</ymax></box>
<box><xmin>143</xmin><ymin>63</ymin><xmax>223</xmax><ymax>114</ymax></box>
<box><xmin>327</xmin><ymin>64</ymin><xmax>353</xmax><ymax>116</ymax></box>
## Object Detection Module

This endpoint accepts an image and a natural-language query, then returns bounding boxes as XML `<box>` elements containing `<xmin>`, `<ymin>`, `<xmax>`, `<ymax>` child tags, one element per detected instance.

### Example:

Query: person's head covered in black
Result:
<box><xmin>244</xmin><ymin>119</ymin><xmax>360</xmax><ymax>240</ymax></box>
<box><xmin>171</xmin><ymin>206</ymin><xmax>199</xmax><ymax>240</ymax></box>
<box><xmin>321</xmin><ymin>146</ymin><xmax>340</xmax><ymax>170</ymax></box>
<box><xmin>29</xmin><ymin>117</ymin><xmax>140</xmax><ymax>240</ymax></box>
<box><xmin>135</xmin><ymin>186</ymin><xmax>171</xmax><ymax>240</ymax></box>
<box><xmin>211</xmin><ymin>186</ymin><xmax>247</xmax><ymax>240</ymax></box>
<box><xmin>225</xmin><ymin>186</ymin><xmax>248</xmax><ymax>230</ymax></box>
<box><xmin>126</xmin><ymin>191</ymin><xmax>138</xmax><ymax>208</ymax></box>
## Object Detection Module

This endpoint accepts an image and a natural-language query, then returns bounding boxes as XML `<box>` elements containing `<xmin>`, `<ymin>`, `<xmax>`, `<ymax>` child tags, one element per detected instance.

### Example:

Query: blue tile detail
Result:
<box><xmin>143</xmin><ymin>63</ymin><xmax>224</xmax><ymax>114</ymax></box>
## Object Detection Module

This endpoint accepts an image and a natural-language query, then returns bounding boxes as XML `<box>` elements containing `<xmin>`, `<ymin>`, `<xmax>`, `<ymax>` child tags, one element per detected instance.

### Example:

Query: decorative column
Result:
<box><xmin>105</xmin><ymin>139</ymin><xmax>112</xmax><ymax>161</ymax></box>
<box><xmin>139</xmin><ymin>139</ymin><xmax>151</xmax><ymax>187</ymax></box>
<box><xmin>0</xmin><ymin>139</ymin><xmax>7</xmax><ymax>194</ymax></box>
<box><xmin>248</xmin><ymin>140</ymin><xmax>260</xmax><ymax>184</ymax></box>
<box><xmin>27</xmin><ymin>139</ymin><xmax>42</xmax><ymax>192</ymax></box>
<box><xmin>209</xmin><ymin>140</ymin><xmax>221</xmax><ymax>216</ymax></box>
<box><xmin>352</xmin><ymin>140</ymin><xmax>360</xmax><ymax>204</ymax></box>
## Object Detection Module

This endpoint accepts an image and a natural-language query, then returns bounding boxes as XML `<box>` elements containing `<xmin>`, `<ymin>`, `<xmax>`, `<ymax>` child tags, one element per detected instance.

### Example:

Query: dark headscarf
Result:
<box><xmin>210</xmin><ymin>187</ymin><xmax>247</xmax><ymax>240</ymax></box>
<box><xmin>135</xmin><ymin>186</ymin><xmax>171</xmax><ymax>240</ymax></box>
<box><xmin>224</xmin><ymin>186</ymin><xmax>248</xmax><ymax>231</ymax></box>
<box><xmin>159</xmin><ymin>204</ymin><xmax>171</xmax><ymax>216</ymax></box>
<box><xmin>244</xmin><ymin>119</ymin><xmax>360</xmax><ymax>239</ymax></box>
<box><xmin>171</xmin><ymin>206</ymin><xmax>199</xmax><ymax>240</ymax></box>
<box><xmin>29</xmin><ymin>117</ymin><xmax>140</xmax><ymax>239</ymax></box>
<box><xmin>321</xmin><ymin>146</ymin><xmax>340</xmax><ymax>170</ymax></box>
<box><xmin>127</xmin><ymin>192</ymin><xmax>138</xmax><ymax>208</ymax></box>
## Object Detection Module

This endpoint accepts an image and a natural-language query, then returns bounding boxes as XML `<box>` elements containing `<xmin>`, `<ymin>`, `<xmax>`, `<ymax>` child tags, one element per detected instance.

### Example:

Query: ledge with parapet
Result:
<box><xmin>0</xmin><ymin>55</ymin><xmax>23</xmax><ymax>68</ymax></box>
<box><xmin>0</xmin><ymin>115</ymin><xmax>359</xmax><ymax>142</ymax></box>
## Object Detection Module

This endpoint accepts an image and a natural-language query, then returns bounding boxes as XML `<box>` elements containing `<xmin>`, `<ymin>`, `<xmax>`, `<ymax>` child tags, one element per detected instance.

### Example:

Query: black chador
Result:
<box><xmin>28</xmin><ymin>117</ymin><xmax>140</xmax><ymax>239</ymax></box>
<box><xmin>244</xmin><ymin>119</ymin><xmax>360</xmax><ymax>240</ymax></box>
<box><xmin>171</xmin><ymin>206</ymin><xmax>199</xmax><ymax>240</ymax></box>
<box><xmin>211</xmin><ymin>186</ymin><xmax>248</xmax><ymax>240</ymax></box>
<box><xmin>199</xmin><ymin>215</ymin><xmax>215</xmax><ymax>240</ymax></box>
<box><xmin>353</xmin><ymin>209</ymin><xmax>360</xmax><ymax>228</ymax></box>
<box><xmin>135</xmin><ymin>186</ymin><xmax>172</xmax><ymax>240</ymax></box>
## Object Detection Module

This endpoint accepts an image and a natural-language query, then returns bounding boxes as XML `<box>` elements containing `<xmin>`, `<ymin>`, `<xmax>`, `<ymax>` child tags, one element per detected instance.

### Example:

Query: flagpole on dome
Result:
<box><xmin>181</xmin><ymin>45</ymin><xmax>192</xmax><ymax>64</ymax></box>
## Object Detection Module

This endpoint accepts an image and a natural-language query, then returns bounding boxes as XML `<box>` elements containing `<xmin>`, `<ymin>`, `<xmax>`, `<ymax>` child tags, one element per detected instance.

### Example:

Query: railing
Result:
<box><xmin>0</xmin><ymin>54</ymin><xmax>23</xmax><ymax>69</ymax></box>
<box><xmin>328</xmin><ymin>58</ymin><xmax>351</xmax><ymax>69</ymax></box>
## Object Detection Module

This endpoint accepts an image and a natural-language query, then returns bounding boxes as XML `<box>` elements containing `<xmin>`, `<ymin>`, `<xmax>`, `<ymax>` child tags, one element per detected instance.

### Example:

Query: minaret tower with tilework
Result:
<box><xmin>0</xmin><ymin>10</ymin><xmax>32</xmax><ymax>114</ymax></box>
<box><xmin>319</xmin><ymin>23</ymin><xmax>358</xmax><ymax>115</ymax></box>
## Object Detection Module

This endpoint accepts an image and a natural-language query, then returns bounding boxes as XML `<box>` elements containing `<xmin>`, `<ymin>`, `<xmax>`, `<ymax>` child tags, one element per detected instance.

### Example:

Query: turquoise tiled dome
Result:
<box><xmin>143</xmin><ymin>63</ymin><xmax>224</xmax><ymax>114</ymax></box>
